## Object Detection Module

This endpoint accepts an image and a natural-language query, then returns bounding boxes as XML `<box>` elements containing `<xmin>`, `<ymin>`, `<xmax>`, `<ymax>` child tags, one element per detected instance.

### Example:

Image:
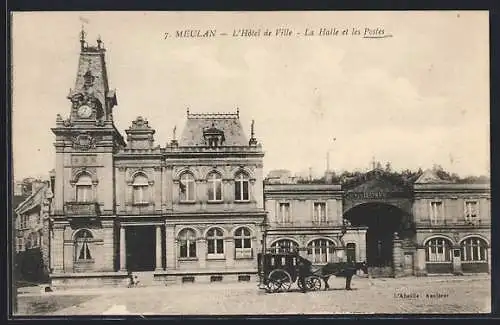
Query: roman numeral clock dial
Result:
<box><xmin>77</xmin><ymin>104</ymin><xmax>93</xmax><ymax>118</ymax></box>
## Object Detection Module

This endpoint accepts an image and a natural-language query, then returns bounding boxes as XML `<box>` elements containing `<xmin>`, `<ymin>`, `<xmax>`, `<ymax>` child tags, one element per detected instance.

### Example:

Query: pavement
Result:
<box><xmin>16</xmin><ymin>275</ymin><xmax>491</xmax><ymax>315</ymax></box>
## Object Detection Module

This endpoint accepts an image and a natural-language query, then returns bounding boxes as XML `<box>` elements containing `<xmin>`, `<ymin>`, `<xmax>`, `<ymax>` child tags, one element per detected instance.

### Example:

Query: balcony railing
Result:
<box><xmin>65</xmin><ymin>202</ymin><xmax>100</xmax><ymax>218</ymax></box>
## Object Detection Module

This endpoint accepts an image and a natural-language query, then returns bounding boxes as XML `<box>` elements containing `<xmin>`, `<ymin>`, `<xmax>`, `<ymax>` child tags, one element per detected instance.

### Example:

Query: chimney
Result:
<box><xmin>49</xmin><ymin>169</ymin><xmax>56</xmax><ymax>195</ymax></box>
<box><xmin>14</xmin><ymin>181</ymin><xmax>23</xmax><ymax>196</ymax></box>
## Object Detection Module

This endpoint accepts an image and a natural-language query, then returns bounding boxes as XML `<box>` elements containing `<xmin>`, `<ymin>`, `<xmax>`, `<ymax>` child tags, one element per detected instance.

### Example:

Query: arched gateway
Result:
<box><xmin>342</xmin><ymin>169</ymin><xmax>414</xmax><ymax>277</ymax></box>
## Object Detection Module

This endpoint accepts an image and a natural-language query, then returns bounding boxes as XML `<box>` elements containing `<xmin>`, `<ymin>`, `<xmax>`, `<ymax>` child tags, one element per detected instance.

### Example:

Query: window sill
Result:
<box><xmin>132</xmin><ymin>202</ymin><xmax>150</xmax><ymax>207</ymax></box>
<box><xmin>235</xmin><ymin>256</ymin><xmax>254</xmax><ymax>260</ymax></box>
<box><xmin>179</xmin><ymin>201</ymin><xmax>196</xmax><ymax>204</ymax></box>
<box><xmin>178</xmin><ymin>257</ymin><xmax>198</xmax><ymax>261</ymax></box>
<box><xmin>234</xmin><ymin>200</ymin><xmax>251</xmax><ymax>204</ymax></box>
<box><xmin>461</xmin><ymin>260</ymin><xmax>488</xmax><ymax>264</ymax></box>
<box><xmin>207</xmin><ymin>200</ymin><xmax>224</xmax><ymax>204</ymax></box>
<box><xmin>75</xmin><ymin>259</ymin><xmax>95</xmax><ymax>264</ymax></box>
<box><xmin>425</xmin><ymin>261</ymin><xmax>452</xmax><ymax>264</ymax></box>
<box><xmin>206</xmin><ymin>255</ymin><xmax>226</xmax><ymax>260</ymax></box>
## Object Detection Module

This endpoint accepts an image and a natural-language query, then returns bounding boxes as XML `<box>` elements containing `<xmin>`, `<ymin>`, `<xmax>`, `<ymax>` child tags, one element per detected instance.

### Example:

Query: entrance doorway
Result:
<box><xmin>126</xmin><ymin>226</ymin><xmax>156</xmax><ymax>272</ymax></box>
<box><xmin>344</xmin><ymin>203</ymin><xmax>404</xmax><ymax>275</ymax></box>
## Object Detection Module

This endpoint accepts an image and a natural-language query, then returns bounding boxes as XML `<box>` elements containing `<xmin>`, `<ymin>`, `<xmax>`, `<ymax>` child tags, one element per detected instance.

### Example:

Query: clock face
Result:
<box><xmin>77</xmin><ymin>105</ymin><xmax>92</xmax><ymax>118</ymax></box>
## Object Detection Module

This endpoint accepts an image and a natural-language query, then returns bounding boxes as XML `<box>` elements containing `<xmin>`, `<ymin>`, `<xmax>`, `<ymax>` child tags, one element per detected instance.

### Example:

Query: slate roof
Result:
<box><xmin>178</xmin><ymin>113</ymin><xmax>249</xmax><ymax>147</ymax></box>
<box><xmin>415</xmin><ymin>169</ymin><xmax>451</xmax><ymax>184</ymax></box>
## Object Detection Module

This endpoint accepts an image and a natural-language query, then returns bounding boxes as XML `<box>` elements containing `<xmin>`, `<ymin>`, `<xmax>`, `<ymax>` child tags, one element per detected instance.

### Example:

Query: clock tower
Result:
<box><xmin>51</xmin><ymin>29</ymin><xmax>125</xmax><ymax>235</ymax></box>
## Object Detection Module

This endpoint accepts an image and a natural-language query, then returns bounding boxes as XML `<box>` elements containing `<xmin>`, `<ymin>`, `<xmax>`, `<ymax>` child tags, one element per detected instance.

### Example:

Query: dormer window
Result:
<box><xmin>203</xmin><ymin>123</ymin><xmax>225</xmax><ymax>148</ymax></box>
<box><xmin>83</xmin><ymin>70</ymin><xmax>95</xmax><ymax>88</ymax></box>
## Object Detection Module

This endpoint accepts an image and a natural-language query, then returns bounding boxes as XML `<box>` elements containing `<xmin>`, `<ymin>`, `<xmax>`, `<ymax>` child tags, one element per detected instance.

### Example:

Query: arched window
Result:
<box><xmin>346</xmin><ymin>243</ymin><xmax>356</xmax><ymax>263</ymax></box>
<box><xmin>207</xmin><ymin>172</ymin><xmax>222</xmax><ymax>202</ymax></box>
<box><xmin>132</xmin><ymin>174</ymin><xmax>149</xmax><ymax>204</ymax></box>
<box><xmin>179</xmin><ymin>173</ymin><xmax>195</xmax><ymax>202</ymax></box>
<box><xmin>207</xmin><ymin>228</ymin><xmax>224</xmax><ymax>257</ymax></box>
<box><xmin>234</xmin><ymin>227</ymin><xmax>252</xmax><ymax>258</ymax></box>
<box><xmin>461</xmin><ymin>237</ymin><xmax>487</xmax><ymax>262</ymax></box>
<box><xmin>425</xmin><ymin>237</ymin><xmax>452</xmax><ymax>262</ymax></box>
<box><xmin>307</xmin><ymin>239</ymin><xmax>335</xmax><ymax>264</ymax></box>
<box><xmin>74</xmin><ymin>229</ymin><xmax>93</xmax><ymax>261</ymax></box>
<box><xmin>271</xmin><ymin>239</ymin><xmax>299</xmax><ymax>254</ymax></box>
<box><xmin>75</xmin><ymin>173</ymin><xmax>93</xmax><ymax>202</ymax></box>
<box><xmin>178</xmin><ymin>228</ymin><xmax>197</xmax><ymax>258</ymax></box>
<box><xmin>234</xmin><ymin>172</ymin><xmax>249</xmax><ymax>201</ymax></box>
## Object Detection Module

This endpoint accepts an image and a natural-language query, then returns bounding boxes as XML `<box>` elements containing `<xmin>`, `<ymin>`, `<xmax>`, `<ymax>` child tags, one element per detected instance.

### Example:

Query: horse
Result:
<box><xmin>316</xmin><ymin>261</ymin><xmax>369</xmax><ymax>290</ymax></box>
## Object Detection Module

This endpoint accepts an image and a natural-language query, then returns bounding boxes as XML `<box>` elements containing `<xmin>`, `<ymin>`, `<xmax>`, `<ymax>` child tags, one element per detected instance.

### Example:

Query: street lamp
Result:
<box><xmin>259</xmin><ymin>214</ymin><xmax>270</xmax><ymax>255</ymax></box>
<box><xmin>258</xmin><ymin>215</ymin><xmax>270</xmax><ymax>288</ymax></box>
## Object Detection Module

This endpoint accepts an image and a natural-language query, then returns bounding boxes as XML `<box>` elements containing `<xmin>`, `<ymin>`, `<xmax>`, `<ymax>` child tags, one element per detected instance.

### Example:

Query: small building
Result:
<box><xmin>263</xmin><ymin>168</ymin><xmax>490</xmax><ymax>277</ymax></box>
<box><xmin>14</xmin><ymin>176</ymin><xmax>54</xmax><ymax>283</ymax></box>
<box><xmin>48</xmin><ymin>33</ymin><xmax>266</xmax><ymax>288</ymax></box>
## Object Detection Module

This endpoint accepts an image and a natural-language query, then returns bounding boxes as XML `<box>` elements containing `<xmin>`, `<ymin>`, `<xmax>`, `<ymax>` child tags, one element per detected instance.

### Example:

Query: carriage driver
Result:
<box><xmin>296</xmin><ymin>255</ymin><xmax>311</xmax><ymax>293</ymax></box>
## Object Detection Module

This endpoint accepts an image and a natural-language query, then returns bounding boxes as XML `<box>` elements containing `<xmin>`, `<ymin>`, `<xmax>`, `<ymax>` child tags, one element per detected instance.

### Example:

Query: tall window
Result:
<box><xmin>17</xmin><ymin>238</ymin><xmax>24</xmax><ymax>252</ymax></box>
<box><xmin>461</xmin><ymin>237</ymin><xmax>487</xmax><ymax>262</ymax></box>
<box><xmin>271</xmin><ymin>239</ymin><xmax>299</xmax><ymax>253</ymax></box>
<box><xmin>234</xmin><ymin>172</ymin><xmax>249</xmax><ymax>201</ymax></box>
<box><xmin>76</xmin><ymin>174</ymin><xmax>93</xmax><ymax>202</ymax></box>
<box><xmin>74</xmin><ymin>229</ymin><xmax>93</xmax><ymax>261</ymax></box>
<box><xmin>132</xmin><ymin>174</ymin><xmax>149</xmax><ymax>204</ymax></box>
<box><xmin>464</xmin><ymin>201</ymin><xmax>479</xmax><ymax>223</ymax></box>
<box><xmin>313</xmin><ymin>202</ymin><xmax>327</xmax><ymax>224</ymax></box>
<box><xmin>425</xmin><ymin>238</ymin><xmax>451</xmax><ymax>262</ymax></box>
<box><xmin>307</xmin><ymin>239</ymin><xmax>335</xmax><ymax>264</ymax></box>
<box><xmin>179</xmin><ymin>173</ymin><xmax>195</xmax><ymax>202</ymax></box>
<box><xmin>207</xmin><ymin>173</ymin><xmax>222</xmax><ymax>202</ymax></box>
<box><xmin>430</xmin><ymin>201</ymin><xmax>443</xmax><ymax>224</ymax></box>
<box><xmin>278</xmin><ymin>202</ymin><xmax>291</xmax><ymax>223</ymax></box>
<box><xmin>25</xmin><ymin>233</ymin><xmax>33</xmax><ymax>250</ymax></box>
<box><xmin>234</xmin><ymin>227</ymin><xmax>252</xmax><ymax>258</ymax></box>
<box><xmin>207</xmin><ymin>228</ymin><xmax>224</xmax><ymax>256</ymax></box>
<box><xmin>31</xmin><ymin>232</ymin><xmax>39</xmax><ymax>248</ymax></box>
<box><xmin>178</xmin><ymin>228</ymin><xmax>197</xmax><ymax>258</ymax></box>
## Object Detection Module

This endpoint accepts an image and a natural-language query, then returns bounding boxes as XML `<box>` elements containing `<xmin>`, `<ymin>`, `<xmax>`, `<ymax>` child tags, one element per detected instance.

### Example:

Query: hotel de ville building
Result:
<box><xmin>47</xmin><ymin>34</ymin><xmax>490</xmax><ymax>288</ymax></box>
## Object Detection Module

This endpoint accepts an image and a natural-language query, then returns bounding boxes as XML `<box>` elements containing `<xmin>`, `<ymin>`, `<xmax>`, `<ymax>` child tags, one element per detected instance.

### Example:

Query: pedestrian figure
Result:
<box><xmin>344</xmin><ymin>261</ymin><xmax>356</xmax><ymax>290</ymax></box>
<box><xmin>297</xmin><ymin>256</ymin><xmax>310</xmax><ymax>293</ymax></box>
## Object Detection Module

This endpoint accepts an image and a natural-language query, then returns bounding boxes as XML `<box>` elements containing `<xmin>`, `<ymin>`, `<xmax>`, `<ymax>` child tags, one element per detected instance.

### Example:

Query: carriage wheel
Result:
<box><xmin>305</xmin><ymin>276</ymin><xmax>322</xmax><ymax>291</ymax></box>
<box><xmin>267</xmin><ymin>269</ymin><xmax>292</xmax><ymax>293</ymax></box>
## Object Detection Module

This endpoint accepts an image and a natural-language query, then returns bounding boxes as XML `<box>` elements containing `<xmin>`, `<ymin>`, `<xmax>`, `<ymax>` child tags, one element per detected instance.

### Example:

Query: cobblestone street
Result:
<box><xmin>16</xmin><ymin>275</ymin><xmax>490</xmax><ymax>315</ymax></box>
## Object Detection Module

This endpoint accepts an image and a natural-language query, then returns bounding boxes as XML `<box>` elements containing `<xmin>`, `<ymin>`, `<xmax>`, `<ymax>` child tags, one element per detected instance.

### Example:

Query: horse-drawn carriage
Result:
<box><xmin>257</xmin><ymin>251</ymin><xmax>368</xmax><ymax>293</ymax></box>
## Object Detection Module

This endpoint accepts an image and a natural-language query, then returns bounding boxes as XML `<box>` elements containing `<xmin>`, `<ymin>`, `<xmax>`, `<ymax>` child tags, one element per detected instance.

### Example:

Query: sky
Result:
<box><xmin>12</xmin><ymin>11</ymin><xmax>490</xmax><ymax>180</ymax></box>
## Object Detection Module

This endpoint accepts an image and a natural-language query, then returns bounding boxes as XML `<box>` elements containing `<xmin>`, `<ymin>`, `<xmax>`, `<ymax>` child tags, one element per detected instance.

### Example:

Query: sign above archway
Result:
<box><xmin>342</xmin><ymin>169</ymin><xmax>413</xmax><ymax>214</ymax></box>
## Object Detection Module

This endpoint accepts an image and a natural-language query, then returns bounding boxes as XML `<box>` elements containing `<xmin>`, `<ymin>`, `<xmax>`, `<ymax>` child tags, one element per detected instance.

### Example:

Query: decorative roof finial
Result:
<box><xmin>97</xmin><ymin>34</ymin><xmax>102</xmax><ymax>49</ymax></box>
<box><xmin>249</xmin><ymin>119</ymin><xmax>258</xmax><ymax>146</ymax></box>
<box><xmin>173</xmin><ymin>125</ymin><xmax>177</xmax><ymax>141</ymax></box>
<box><xmin>236</xmin><ymin>107</ymin><xmax>240</xmax><ymax>117</ymax></box>
<box><xmin>186</xmin><ymin>107</ymin><xmax>190</xmax><ymax>117</ymax></box>
<box><xmin>79</xmin><ymin>25</ymin><xmax>86</xmax><ymax>50</ymax></box>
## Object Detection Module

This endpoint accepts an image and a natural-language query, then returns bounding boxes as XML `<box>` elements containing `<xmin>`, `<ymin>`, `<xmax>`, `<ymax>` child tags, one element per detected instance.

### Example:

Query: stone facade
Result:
<box><xmin>15</xmin><ymin>179</ymin><xmax>54</xmax><ymax>282</ymax></box>
<box><xmin>47</xmin><ymin>34</ymin><xmax>490</xmax><ymax>288</ymax></box>
<box><xmin>264</xmin><ymin>169</ymin><xmax>490</xmax><ymax>278</ymax></box>
<box><xmin>49</xmin><ymin>34</ymin><xmax>265</xmax><ymax>288</ymax></box>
